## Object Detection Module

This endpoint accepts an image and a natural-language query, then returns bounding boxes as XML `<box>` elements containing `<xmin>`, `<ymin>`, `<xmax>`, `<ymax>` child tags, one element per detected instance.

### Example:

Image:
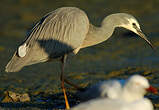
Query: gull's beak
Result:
<box><xmin>135</xmin><ymin>26</ymin><xmax>155</xmax><ymax>50</ymax></box>
<box><xmin>146</xmin><ymin>85</ymin><xmax>158</xmax><ymax>94</ymax></box>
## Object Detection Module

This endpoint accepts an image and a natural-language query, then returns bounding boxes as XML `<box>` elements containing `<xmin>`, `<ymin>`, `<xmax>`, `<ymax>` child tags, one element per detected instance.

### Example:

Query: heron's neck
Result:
<box><xmin>81</xmin><ymin>16</ymin><xmax>119</xmax><ymax>48</ymax></box>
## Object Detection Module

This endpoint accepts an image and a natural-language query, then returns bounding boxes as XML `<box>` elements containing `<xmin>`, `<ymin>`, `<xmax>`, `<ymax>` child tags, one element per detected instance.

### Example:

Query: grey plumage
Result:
<box><xmin>5</xmin><ymin>7</ymin><xmax>89</xmax><ymax>72</ymax></box>
<box><xmin>5</xmin><ymin>7</ymin><xmax>153</xmax><ymax>72</ymax></box>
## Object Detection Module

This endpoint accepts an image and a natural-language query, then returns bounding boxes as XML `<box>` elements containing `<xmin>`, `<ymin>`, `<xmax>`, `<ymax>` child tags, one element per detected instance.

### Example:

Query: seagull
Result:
<box><xmin>77</xmin><ymin>75</ymin><xmax>157</xmax><ymax>102</ymax></box>
<box><xmin>71</xmin><ymin>75</ymin><xmax>157</xmax><ymax>110</ymax></box>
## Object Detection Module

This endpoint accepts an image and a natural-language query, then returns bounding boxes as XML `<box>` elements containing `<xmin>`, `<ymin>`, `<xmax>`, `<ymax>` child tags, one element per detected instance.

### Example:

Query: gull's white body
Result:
<box><xmin>123</xmin><ymin>98</ymin><xmax>153</xmax><ymax>110</ymax></box>
<box><xmin>71</xmin><ymin>98</ymin><xmax>153</xmax><ymax>110</ymax></box>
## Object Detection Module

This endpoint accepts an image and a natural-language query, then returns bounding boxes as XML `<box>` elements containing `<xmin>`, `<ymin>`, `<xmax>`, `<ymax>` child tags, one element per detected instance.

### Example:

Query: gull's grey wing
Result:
<box><xmin>5</xmin><ymin>7</ymin><xmax>89</xmax><ymax>72</ymax></box>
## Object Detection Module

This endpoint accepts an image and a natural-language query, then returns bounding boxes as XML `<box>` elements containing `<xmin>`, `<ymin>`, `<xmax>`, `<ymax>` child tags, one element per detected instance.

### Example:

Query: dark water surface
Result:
<box><xmin>0</xmin><ymin>0</ymin><xmax>159</xmax><ymax>109</ymax></box>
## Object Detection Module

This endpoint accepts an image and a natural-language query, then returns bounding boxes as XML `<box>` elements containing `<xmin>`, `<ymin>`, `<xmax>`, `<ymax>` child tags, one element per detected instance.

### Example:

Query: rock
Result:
<box><xmin>20</xmin><ymin>93</ymin><xmax>30</xmax><ymax>102</ymax></box>
<box><xmin>1</xmin><ymin>91</ymin><xmax>30</xmax><ymax>102</ymax></box>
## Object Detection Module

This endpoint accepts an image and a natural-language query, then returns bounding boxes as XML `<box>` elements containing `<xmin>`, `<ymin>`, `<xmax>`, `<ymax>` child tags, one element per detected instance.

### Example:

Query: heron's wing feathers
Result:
<box><xmin>26</xmin><ymin>7</ymin><xmax>89</xmax><ymax>58</ymax></box>
<box><xmin>5</xmin><ymin>7</ymin><xmax>89</xmax><ymax>72</ymax></box>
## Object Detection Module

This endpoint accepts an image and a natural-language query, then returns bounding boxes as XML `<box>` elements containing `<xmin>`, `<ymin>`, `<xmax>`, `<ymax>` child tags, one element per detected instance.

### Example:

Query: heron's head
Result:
<box><xmin>116</xmin><ymin>13</ymin><xmax>154</xmax><ymax>49</ymax></box>
<box><xmin>125</xmin><ymin>75</ymin><xmax>158</xmax><ymax>97</ymax></box>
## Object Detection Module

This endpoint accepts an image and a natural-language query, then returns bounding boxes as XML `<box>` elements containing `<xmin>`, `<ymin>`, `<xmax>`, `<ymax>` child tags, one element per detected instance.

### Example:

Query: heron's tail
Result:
<box><xmin>5</xmin><ymin>49</ymin><xmax>49</xmax><ymax>72</ymax></box>
<box><xmin>5</xmin><ymin>51</ymin><xmax>28</xmax><ymax>72</ymax></box>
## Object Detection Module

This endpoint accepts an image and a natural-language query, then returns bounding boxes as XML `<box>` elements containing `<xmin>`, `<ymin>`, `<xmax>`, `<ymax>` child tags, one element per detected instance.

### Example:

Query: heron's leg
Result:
<box><xmin>60</xmin><ymin>55</ymin><xmax>70</xmax><ymax>109</ymax></box>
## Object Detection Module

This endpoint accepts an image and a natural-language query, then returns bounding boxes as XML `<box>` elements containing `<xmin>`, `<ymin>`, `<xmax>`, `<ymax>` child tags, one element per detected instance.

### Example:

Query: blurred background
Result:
<box><xmin>0</xmin><ymin>0</ymin><xmax>159</xmax><ymax>108</ymax></box>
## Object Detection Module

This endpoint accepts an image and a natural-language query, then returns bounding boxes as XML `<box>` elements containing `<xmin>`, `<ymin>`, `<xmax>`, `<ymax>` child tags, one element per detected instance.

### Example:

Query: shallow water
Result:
<box><xmin>0</xmin><ymin>0</ymin><xmax>159</xmax><ymax>109</ymax></box>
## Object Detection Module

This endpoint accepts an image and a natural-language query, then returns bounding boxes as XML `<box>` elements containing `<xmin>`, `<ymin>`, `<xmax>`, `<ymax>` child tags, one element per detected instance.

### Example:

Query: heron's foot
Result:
<box><xmin>62</xmin><ymin>86</ymin><xmax>70</xmax><ymax>109</ymax></box>
<box><xmin>63</xmin><ymin>78</ymin><xmax>86</xmax><ymax>92</ymax></box>
<box><xmin>61</xmin><ymin>77</ymin><xmax>70</xmax><ymax>109</ymax></box>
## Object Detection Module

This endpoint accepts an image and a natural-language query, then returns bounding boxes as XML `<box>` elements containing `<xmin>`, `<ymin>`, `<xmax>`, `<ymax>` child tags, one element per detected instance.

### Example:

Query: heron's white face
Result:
<box><xmin>120</xmin><ymin>17</ymin><xmax>141</xmax><ymax>34</ymax></box>
<box><xmin>128</xmin><ymin>18</ymin><xmax>141</xmax><ymax>33</ymax></box>
<box><xmin>119</xmin><ymin>16</ymin><xmax>154</xmax><ymax>49</ymax></box>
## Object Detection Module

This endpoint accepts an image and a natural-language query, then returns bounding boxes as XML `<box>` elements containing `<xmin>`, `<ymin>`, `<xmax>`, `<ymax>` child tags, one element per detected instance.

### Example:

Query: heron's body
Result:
<box><xmin>6</xmin><ymin>7</ymin><xmax>90</xmax><ymax>72</ymax></box>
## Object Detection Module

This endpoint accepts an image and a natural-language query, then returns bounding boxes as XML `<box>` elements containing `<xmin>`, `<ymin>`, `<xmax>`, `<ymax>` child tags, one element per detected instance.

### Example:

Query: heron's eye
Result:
<box><xmin>132</xmin><ymin>23</ymin><xmax>136</xmax><ymax>26</ymax></box>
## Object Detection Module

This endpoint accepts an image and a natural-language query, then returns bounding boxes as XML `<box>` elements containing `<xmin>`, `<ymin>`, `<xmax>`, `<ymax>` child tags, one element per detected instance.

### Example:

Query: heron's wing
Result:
<box><xmin>25</xmin><ymin>7</ymin><xmax>89</xmax><ymax>59</ymax></box>
<box><xmin>5</xmin><ymin>7</ymin><xmax>89</xmax><ymax>72</ymax></box>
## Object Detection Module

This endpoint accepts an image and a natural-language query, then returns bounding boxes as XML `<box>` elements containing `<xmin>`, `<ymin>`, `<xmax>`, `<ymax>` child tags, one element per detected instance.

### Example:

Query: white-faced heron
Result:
<box><xmin>5</xmin><ymin>7</ymin><xmax>154</xmax><ymax>109</ymax></box>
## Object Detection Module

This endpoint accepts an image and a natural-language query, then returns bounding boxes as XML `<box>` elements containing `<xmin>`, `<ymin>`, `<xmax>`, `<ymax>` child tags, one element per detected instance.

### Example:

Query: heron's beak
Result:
<box><xmin>135</xmin><ymin>26</ymin><xmax>154</xmax><ymax>50</ymax></box>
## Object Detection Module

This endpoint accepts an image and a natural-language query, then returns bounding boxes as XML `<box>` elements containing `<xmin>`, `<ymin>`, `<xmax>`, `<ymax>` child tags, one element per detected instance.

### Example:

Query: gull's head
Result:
<box><xmin>116</xmin><ymin>13</ymin><xmax>154</xmax><ymax>49</ymax></box>
<box><xmin>125</xmin><ymin>75</ymin><xmax>157</xmax><ymax>96</ymax></box>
